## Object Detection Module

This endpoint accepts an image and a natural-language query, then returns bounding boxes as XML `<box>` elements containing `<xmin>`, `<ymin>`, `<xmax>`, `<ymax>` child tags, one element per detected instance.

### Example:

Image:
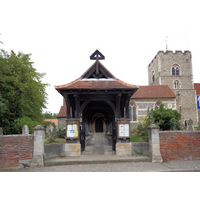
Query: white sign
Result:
<box><xmin>67</xmin><ymin>124</ymin><xmax>78</xmax><ymax>137</ymax></box>
<box><xmin>119</xmin><ymin>124</ymin><xmax>129</xmax><ymax>137</ymax></box>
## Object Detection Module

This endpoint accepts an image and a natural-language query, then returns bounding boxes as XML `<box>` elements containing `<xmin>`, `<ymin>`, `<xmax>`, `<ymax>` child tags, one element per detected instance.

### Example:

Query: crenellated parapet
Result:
<box><xmin>148</xmin><ymin>50</ymin><xmax>191</xmax><ymax>68</ymax></box>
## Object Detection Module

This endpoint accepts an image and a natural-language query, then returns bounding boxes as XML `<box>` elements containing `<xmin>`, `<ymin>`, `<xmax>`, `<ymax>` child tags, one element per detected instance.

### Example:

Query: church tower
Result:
<box><xmin>148</xmin><ymin>50</ymin><xmax>198</xmax><ymax>125</ymax></box>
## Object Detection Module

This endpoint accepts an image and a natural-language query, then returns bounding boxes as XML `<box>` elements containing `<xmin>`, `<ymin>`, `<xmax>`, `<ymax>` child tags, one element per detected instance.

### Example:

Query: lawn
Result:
<box><xmin>45</xmin><ymin>138</ymin><xmax>66</xmax><ymax>144</ymax></box>
<box><xmin>130</xmin><ymin>133</ymin><xmax>146</xmax><ymax>142</ymax></box>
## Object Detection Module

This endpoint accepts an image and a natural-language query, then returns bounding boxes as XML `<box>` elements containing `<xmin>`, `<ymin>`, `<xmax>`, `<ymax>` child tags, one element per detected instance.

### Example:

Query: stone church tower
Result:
<box><xmin>148</xmin><ymin>50</ymin><xmax>198</xmax><ymax>125</ymax></box>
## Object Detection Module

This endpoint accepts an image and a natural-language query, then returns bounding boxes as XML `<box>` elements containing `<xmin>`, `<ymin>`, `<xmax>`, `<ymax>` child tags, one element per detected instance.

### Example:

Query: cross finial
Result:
<box><xmin>90</xmin><ymin>50</ymin><xmax>105</xmax><ymax>60</ymax></box>
<box><xmin>90</xmin><ymin>50</ymin><xmax>105</xmax><ymax>76</ymax></box>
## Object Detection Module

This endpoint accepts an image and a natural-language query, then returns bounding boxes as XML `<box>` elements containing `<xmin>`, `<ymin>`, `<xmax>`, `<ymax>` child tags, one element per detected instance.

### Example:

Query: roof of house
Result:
<box><xmin>131</xmin><ymin>85</ymin><xmax>176</xmax><ymax>99</ymax></box>
<box><xmin>57</xmin><ymin>106</ymin><xmax>66</xmax><ymax>118</ymax></box>
<box><xmin>44</xmin><ymin>119</ymin><xmax>58</xmax><ymax>126</ymax></box>
<box><xmin>55</xmin><ymin>61</ymin><xmax>138</xmax><ymax>90</ymax></box>
<box><xmin>194</xmin><ymin>83</ymin><xmax>200</xmax><ymax>95</ymax></box>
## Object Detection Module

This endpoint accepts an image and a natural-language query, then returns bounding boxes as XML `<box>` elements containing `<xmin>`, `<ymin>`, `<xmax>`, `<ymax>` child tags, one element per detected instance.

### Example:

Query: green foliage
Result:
<box><xmin>55</xmin><ymin>126</ymin><xmax>66</xmax><ymax>138</ymax></box>
<box><xmin>45</xmin><ymin>128</ymin><xmax>57</xmax><ymax>144</ymax></box>
<box><xmin>42</xmin><ymin>112</ymin><xmax>58</xmax><ymax>119</ymax></box>
<box><xmin>14</xmin><ymin>117</ymin><xmax>39</xmax><ymax>134</ymax></box>
<box><xmin>194</xmin><ymin>123</ymin><xmax>200</xmax><ymax>130</ymax></box>
<box><xmin>135</xmin><ymin>108</ymin><xmax>154</xmax><ymax>142</ymax></box>
<box><xmin>0</xmin><ymin>49</ymin><xmax>48</xmax><ymax>134</ymax></box>
<box><xmin>169</xmin><ymin>118</ymin><xmax>176</xmax><ymax>130</ymax></box>
<box><xmin>42</xmin><ymin>121</ymin><xmax>56</xmax><ymax>128</ymax></box>
<box><xmin>152</xmin><ymin>104</ymin><xmax>181</xmax><ymax>130</ymax></box>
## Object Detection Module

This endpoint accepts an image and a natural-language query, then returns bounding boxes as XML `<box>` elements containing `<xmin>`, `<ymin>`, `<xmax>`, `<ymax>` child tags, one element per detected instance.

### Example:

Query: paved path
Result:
<box><xmin>82</xmin><ymin>132</ymin><xmax>115</xmax><ymax>155</ymax></box>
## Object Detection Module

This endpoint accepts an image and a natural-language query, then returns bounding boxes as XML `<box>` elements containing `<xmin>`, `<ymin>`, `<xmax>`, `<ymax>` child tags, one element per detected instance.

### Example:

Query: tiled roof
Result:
<box><xmin>57</xmin><ymin>106</ymin><xmax>66</xmax><ymax>118</ymax></box>
<box><xmin>131</xmin><ymin>85</ymin><xmax>176</xmax><ymax>99</ymax></box>
<box><xmin>44</xmin><ymin>119</ymin><xmax>58</xmax><ymax>126</ymax></box>
<box><xmin>56</xmin><ymin>79</ymin><xmax>137</xmax><ymax>90</ymax></box>
<box><xmin>55</xmin><ymin>61</ymin><xmax>138</xmax><ymax>90</ymax></box>
<box><xmin>194</xmin><ymin>83</ymin><xmax>200</xmax><ymax>95</ymax></box>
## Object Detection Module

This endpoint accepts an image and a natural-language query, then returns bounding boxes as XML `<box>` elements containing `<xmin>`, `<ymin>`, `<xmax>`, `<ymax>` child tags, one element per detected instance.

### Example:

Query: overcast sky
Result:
<box><xmin>1</xmin><ymin>0</ymin><xmax>200</xmax><ymax>114</ymax></box>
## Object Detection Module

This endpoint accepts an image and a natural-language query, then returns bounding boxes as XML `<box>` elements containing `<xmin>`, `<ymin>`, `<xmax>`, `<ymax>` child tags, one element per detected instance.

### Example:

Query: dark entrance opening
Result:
<box><xmin>95</xmin><ymin>118</ymin><xmax>103</xmax><ymax>132</ymax></box>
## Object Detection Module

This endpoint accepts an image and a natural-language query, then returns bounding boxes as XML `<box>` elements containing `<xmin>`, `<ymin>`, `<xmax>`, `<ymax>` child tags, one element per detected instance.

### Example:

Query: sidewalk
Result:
<box><xmin>44</xmin><ymin>154</ymin><xmax>151</xmax><ymax>166</ymax></box>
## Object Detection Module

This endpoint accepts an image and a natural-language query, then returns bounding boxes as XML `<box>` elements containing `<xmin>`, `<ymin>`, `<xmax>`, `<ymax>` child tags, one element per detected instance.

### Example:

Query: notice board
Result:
<box><xmin>66</xmin><ymin>119</ymin><xmax>79</xmax><ymax>139</ymax></box>
<box><xmin>117</xmin><ymin>119</ymin><xmax>130</xmax><ymax>139</ymax></box>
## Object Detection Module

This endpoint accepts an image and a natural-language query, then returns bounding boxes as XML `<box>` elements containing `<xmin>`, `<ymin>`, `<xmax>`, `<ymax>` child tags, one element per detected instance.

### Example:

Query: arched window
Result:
<box><xmin>176</xmin><ymin>67</ymin><xmax>179</xmax><ymax>75</ymax></box>
<box><xmin>129</xmin><ymin>101</ymin><xmax>137</xmax><ymax>121</ymax></box>
<box><xmin>152</xmin><ymin>71</ymin><xmax>155</xmax><ymax>82</ymax></box>
<box><xmin>155</xmin><ymin>101</ymin><xmax>161</xmax><ymax>110</ymax></box>
<box><xmin>172</xmin><ymin>64</ymin><xmax>180</xmax><ymax>76</ymax></box>
<box><xmin>174</xmin><ymin>80</ymin><xmax>179</xmax><ymax>89</ymax></box>
<box><xmin>133</xmin><ymin>106</ymin><xmax>136</xmax><ymax>121</ymax></box>
<box><xmin>172</xmin><ymin>67</ymin><xmax>175</xmax><ymax>75</ymax></box>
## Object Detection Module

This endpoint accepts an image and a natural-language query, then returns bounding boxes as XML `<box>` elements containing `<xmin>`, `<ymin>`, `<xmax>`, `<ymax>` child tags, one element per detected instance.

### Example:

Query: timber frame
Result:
<box><xmin>55</xmin><ymin>50</ymin><xmax>138</xmax><ymax>147</ymax></box>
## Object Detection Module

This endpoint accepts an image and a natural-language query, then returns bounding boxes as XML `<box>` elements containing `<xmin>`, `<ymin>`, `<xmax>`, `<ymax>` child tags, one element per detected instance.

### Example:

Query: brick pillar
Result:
<box><xmin>148</xmin><ymin>124</ymin><xmax>163</xmax><ymax>163</ymax></box>
<box><xmin>31</xmin><ymin>125</ymin><xmax>45</xmax><ymax>167</ymax></box>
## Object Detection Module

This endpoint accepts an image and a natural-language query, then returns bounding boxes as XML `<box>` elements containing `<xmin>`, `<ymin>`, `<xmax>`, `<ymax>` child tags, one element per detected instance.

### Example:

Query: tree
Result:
<box><xmin>0</xmin><ymin>49</ymin><xmax>48</xmax><ymax>134</ymax></box>
<box><xmin>42</xmin><ymin>112</ymin><xmax>58</xmax><ymax>119</ymax></box>
<box><xmin>152</xmin><ymin>104</ymin><xmax>181</xmax><ymax>130</ymax></box>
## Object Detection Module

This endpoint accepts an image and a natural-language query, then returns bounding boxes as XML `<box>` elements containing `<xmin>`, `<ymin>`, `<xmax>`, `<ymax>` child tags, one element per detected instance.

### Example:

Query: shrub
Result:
<box><xmin>14</xmin><ymin>116</ymin><xmax>40</xmax><ymax>134</ymax></box>
<box><xmin>135</xmin><ymin>108</ymin><xmax>154</xmax><ymax>142</ymax></box>
<box><xmin>152</xmin><ymin>104</ymin><xmax>181</xmax><ymax>130</ymax></box>
<box><xmin>55</xmin><ymin>126</ymin><xmax>66</xmax><ymax>138</ymax></box>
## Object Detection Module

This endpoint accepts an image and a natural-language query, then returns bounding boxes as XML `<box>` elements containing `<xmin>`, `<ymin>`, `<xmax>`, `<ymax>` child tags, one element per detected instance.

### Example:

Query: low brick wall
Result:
<box><xmin>0</xmin><ymin>135</ymin><xmax>34</xmax><ymax>168</ymax></box>
<box><xmin>160</xmin><ymin>131</ymin><xmax>200</xmax><ymax>161</ymax></box>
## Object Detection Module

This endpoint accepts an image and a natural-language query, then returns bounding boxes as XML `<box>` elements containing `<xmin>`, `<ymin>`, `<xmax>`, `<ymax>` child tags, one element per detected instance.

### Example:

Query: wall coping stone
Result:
<box><xmin>34</xmin><ymin>125</ymin><xmax>46</xmax><ymax>130</ymax></box>
<box><xmin>148</xmin><ymin>124</ymin><xmax>160</xmax><ymax>129</ymax></box>
<box><xmin>0</xmin><ymin>135</ymin><xmax>34</xmax><ymax>137</ymax></box>
<box><xmin>160</xmin><ymin>130</ymin><xmax>200</xmax><ymax>134</ymax></box>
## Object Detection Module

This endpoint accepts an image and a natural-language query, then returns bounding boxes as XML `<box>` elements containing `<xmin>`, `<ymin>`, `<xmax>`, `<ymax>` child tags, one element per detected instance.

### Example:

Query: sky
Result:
<box><xmin>1</xmin><ymin>0</ymin><xmax>200</xmax><ymax>114</ymax></box>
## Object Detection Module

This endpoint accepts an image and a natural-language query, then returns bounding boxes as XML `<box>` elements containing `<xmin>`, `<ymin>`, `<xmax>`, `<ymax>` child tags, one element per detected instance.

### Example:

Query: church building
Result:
<box><xmin>57</xmin><ymin>50</ymin><xmax>199</xmax><ymax>130</ymax></box>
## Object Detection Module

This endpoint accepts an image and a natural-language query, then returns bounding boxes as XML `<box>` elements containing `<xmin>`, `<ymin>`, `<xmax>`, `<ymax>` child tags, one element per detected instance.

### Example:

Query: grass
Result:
<box><xmin>45</xmin><ymin>138</ymin><xmax>66</xmax><ymax>145</ymax></box>
<box><xmin>130</xmin><ymin>133</ymin><xmax>146</xmax><ymax>142</ymax></box>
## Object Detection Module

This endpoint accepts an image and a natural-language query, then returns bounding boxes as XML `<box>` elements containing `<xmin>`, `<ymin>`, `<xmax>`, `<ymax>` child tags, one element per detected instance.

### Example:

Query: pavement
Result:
<box><xmin>1</xmin><ymin>132</ymin><xmax>200</xmax><ymax>172</ymax></box>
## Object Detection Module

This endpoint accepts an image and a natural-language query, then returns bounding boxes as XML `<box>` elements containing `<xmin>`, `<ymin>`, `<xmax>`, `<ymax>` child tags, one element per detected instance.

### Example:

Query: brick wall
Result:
<box><xmin>0</xmin><ymin>135</ymin><xmax>34</xmax><ymax>168</ymax></box>
<box><xmin>159</xmin><ymin>131</ymin><xmax>200</xmax><ymax>161</ymax></box>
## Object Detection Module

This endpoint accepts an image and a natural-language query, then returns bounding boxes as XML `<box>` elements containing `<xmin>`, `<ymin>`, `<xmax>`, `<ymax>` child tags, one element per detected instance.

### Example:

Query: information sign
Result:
<box><xmin>119</xmin><ymin>124</ymin><xmax>129</xmax><ymax>137</ymax></box>
<box><xmin>117</xmin><ymin>119</ymin><xmax>130</xmax><ymax>138</ymax></box>
<box><xmin>66</xmin><ymin>119</ymin><xmax>79</xmax><ymax>139</ymax></box>
<box><xmin>197</xmin><ymin>95</ymin><xmax>200</xmax><ymax>110</ymax></box>
<box><xmin>67</xmin><ymin>124</ymin><xmax>78</xmax><ymax>138</ymax></box>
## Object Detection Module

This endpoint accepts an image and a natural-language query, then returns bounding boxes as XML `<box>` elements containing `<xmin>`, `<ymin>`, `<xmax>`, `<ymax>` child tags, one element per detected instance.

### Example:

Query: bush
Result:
<box><xmin>152</xmin><ymin>104</ymin><xmax>181</xmax><ymax>130</ymax></box>
<box><xmin>55</xmin><ymin>126</ymin><xmax>66</xmax><ymax>138</ymax></box>
<box><xmin>135</xmin><ymin>108</ymin><xmax>154</xmax><ymax>142</ymax></box>
<box><xmin>14</xmin><ymin>116</ymin><xmax>40</xmax><ymax>134</ymax></box>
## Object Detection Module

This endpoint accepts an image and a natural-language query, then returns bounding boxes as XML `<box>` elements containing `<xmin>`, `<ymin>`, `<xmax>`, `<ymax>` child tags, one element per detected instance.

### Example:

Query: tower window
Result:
<box><xmin>176</xmin><ymin>67</ymin><xmax>179</xmax><ymax>75</ymax></box>
<box><xmin>152</xmin><ymin>71</ymin><xmax>155</xmax><ymax>82</ymax></box>
<box><xmin>172</xmin><ymin>67</ymin><xmax>175</xmax><ymax>75</ymax></box>
<box><xmin>174</xmin><ymin>80</ymin><xmax>179</xmax><ymax>89</ymax></box>
<box><xmin>172</xmin><ymin>65</ymin><xmax>180</xmax><ymax>76</ymax></box>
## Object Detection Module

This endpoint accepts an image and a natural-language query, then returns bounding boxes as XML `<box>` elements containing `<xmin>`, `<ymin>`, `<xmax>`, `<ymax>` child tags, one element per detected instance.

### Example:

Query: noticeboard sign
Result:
<box><xmin>197</xmin><ymin>95</ymin><xmax>200</xmax><ymax>110</ymax></box>
<box><xmin>117</xmin><ymin>119</ymin><xmax>130</xmax><ymax>138</ymax></box>
<box><xmin>66</xmin><ymin>119</ymin><xmax>79</xmax><ymax>139</ymax></box>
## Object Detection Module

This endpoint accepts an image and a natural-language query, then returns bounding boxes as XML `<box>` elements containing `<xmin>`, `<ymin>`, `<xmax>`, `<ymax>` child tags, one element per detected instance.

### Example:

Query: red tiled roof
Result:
<box><xmin>56</xmin><ymin>79</ymin><xmax>137</xmax><ymax>90</ymax></box>
<box><xmin>44</xmin><ymin>119</ymin><xmax>58</xmax><ymax>126</ymax></box>
<box><xmin>194</xmin><ymin>83</ymin><xmax>200</xmax><ymax>95</ymax></box>
<box><xmin>57</xmin><ymin>106</ymin><xmax>66</xmax><ymax>118</ymax></box>
<box><xmin>131</xmin><ymin>85</ymin><xmax>176</xmax><ymax>99</ymax></box>
<box><xmin>55</xmin><ymin>61</ymin><xmax>138</xmax><ymax>90</ymax></box>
